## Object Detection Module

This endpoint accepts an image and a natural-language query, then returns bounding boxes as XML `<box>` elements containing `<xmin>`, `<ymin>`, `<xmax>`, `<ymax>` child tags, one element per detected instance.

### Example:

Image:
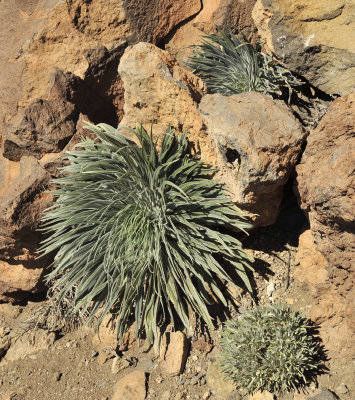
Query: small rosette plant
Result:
<box><xmin>187</xmin><ymin>30</ymin><xmax>302</xmax><ymax>98</ymax></box>
<box><xmin>219</xmin><ymin>304</ymin><xmax>321</xmax><ymax>394</ymax></box>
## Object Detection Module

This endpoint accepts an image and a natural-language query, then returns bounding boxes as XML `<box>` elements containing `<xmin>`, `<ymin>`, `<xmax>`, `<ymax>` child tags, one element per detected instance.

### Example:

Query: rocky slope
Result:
<box><xmin>0</xmin><ymin>1</ymin><xmax>354</xmax><ymax>399</ymax></box>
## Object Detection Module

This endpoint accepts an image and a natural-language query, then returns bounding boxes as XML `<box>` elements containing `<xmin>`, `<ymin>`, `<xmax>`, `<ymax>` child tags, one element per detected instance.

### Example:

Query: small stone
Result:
<box><xmin>192</xmin><ymin>337</ymin><xmax>213</xmax><ymax>355</ymax></box>
<box><xmin>111</xmin><ymin>357</ymin><xmax>130</xmax><ymax>374</ymax></box>
<box><xmin>190</xmin><ymin>376</ymin><xmax>199</xmax><ymax>385</ymax></box>
<box><xmin>161</xmin><ymin>390</ymin><xmax>171</xmax><ymax>400</ymax></box>
<box><xmin>202</xmin><ymin>391</ymin><xmax>210</xmax><ymax>400</ymax></box>
<box><xmin>155</xmin><ymin>376</ymin><xmax>163</xmax><ymax>384</ymax></box>
<box><xmin>160</xmin><ymin>331</ymin><xmax>189</xmax><ymax>376</ymax></box>
<box><xmin>335</xmin><ymin>384</ymin><xmax>349</xmax><ymax>394</ymax></box>
<box><xmin>249</xmin><ymin>391</ymin><xmax>273</xmax><ymax>400</ymax></box>
<box><xmin>97</xmin><ymin>348</ymin><xmax>115</xmax><ymax>365</ymax></box>
<box><xmin>206</xmin><ymin>349</ymin><xmax>235</xmax><ymax>399</ymax></box>
<box><xmin>308</xmin><ymin>388</ymin><xmax>338</xmax><ymax>400</ymax></box>
<box><xmin>191</xmin><ymin>356</ymin><xmax>198</xmax><ymax>361</ymax></box>
<box><xmin>112</xmin><ymin>370</ymin><xmax>146</xmax><ymax>400</ymax></box>
<box><xmin>90</xmin><ymin>351</ymin><xmax>99</xmax><ymax>357</ymax></box>
<box><xmin>98</xmin><ymin>382</ymin><xmax>106</xmax><ymax>388</ymax></box>
<box><xmin>54</xmin><ymin>372</ymin><xmax>62</xmax><ymax>381</ymax></box>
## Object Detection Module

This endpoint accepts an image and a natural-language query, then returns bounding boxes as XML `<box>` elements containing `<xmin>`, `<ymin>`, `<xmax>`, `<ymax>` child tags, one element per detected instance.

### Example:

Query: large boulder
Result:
<box><xmin>295</xmin><ymin>93</ymin><xmax>355</xmax><ymax>370</ymax></box>
<box><xmin>296</xmin><ymin>93</ymin><xmax>355</xmax><ymax>271</ymax></box>
<box><xmin>118</xmin><ymin>42</ymin><xmax>215</xmax><ymax>163</ymax></box>
<box><xmin>1</xmin><ymin>0</ymin><xmax>201</xmax><ymax>127</ymax></box>
<box><xmin>252</xmin><ymin>0</ymin><xmax>355</xmax><ymax>95</ymax></box>
<box><xmin>0</xmin><ymin>0</ymin><xmax>202</xmax><ymax>302</ymax></box>
<box><xmin>165</xmin><ymin>0</ymin><xmax>258</xmax><ymax>62</ymax></box>
<box><xmin>199</xmin><ymin>92</ymin><xmax>305</xmax><ymax>227</ymax></box>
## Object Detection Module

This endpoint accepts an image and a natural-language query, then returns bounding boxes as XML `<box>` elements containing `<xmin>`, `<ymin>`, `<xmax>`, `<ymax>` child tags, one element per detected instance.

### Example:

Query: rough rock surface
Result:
<box><xmin>112</xmin><ymin>370</ymin><xmax>147</xmax><ymax>400</ymax></box>
<box><xmin>4</xmin><ymin>329</ymin><xmax>55</xmax><ymax>363</ymax></box>
<box><xmin>295</xmin><ymin>93</ymin><xmax>355</xmax><ymax>366</ymax></box>
<box><xmin>249</xmin><ymin>391</ymin><xmax>274</xmax><ymax>400</ymax></box>
<box><xmin>118</xmin><ymin>42</ymin><xmax>215</xmax><ymax>163</ymax></box>
<box><xmin>0</xmin><ymin>156</ymin><xmax>50</xmax><ymax>301</ymax></box>
<box><xmin>165</xmin><ymin>0</ymin><xmax>258</xmax><ymax>62</ymax></box>
<box><xmin>252</xmin><ymin>0</ymin><xmax>355</xmax><ymax>95</ymax></box>
<box><xmin>3</xmin><ymin>99</ymin><xmax>77</xmax><ymax>162</ymax></box>
<box><xmin>1</xmin><ymin>0</ymin><xmax>201</xmax><ymax>123</ymax></box>
<box><xmin>296</xmin><ymin>94</ymin><xmax>355</xmax><ymax>274</ymax></box>
<box><xmin>0</xmin><ymin>0</ymin><xmax>202</xmax><ymax>301</ymax></box>
<box><xmin>160</xmin><ymin>331</ymin><xmax>189</xmax><ymax>377</ymax></box>
<box><xmin>294</xmin><ymin>230</ymin><xmax>329</xmax><ymax>287</ymax></box>
<box><xmin>199</xmin><ymin>92</ymin><xmax>305</xmax><ymax>227</ymax></box>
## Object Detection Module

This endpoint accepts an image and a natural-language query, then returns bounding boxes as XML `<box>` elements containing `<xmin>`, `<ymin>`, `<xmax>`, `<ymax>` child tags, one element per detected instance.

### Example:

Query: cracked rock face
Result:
<box><xmin>295</xmin><ymin>93</ymin><xmax>355</xmax><ymax>368</ymax></box>
<box><xmin>199</xmin><ymin>92</ymin><xmax>305</xmax><ymax>227</ymax></box>
<box><xmin>0</xmin><ymin>0</ymin><xmax>201</xmax><ymax>301</ymax></box>
<box><xmin>252</xmin><ymin>0</ymin><xmax>355</xmax><ymax>95</ymax></box>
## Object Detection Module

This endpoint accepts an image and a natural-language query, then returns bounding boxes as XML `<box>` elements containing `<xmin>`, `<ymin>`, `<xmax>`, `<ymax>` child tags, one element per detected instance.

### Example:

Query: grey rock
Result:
<box><xmin>307</xmin><ymin>388</ymin><xmax>339</xmax><ymax>400</ymax></box>
<box><xmin>199</xmin><ymin>92</ymin><xmax>305</xmax><ymax>227</ymax></box>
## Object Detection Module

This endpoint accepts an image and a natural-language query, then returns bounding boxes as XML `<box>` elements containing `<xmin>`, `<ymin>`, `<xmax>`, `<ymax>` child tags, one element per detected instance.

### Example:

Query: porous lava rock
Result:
<box><xmin>199</xmin><ymin>92</ymin><xmax>305</xmax><ymax>227</ymax></box>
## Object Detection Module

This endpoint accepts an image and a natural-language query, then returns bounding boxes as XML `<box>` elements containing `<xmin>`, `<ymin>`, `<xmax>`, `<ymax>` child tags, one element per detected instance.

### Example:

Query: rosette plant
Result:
<box><xmin>219</xmin><ymin>305</ymin><xmax>321</xmax><ymax>394</ymax></box>
<box><xmin>40</xmin><ymin>123</ymin><xmax>253</xmax><ymax>342</ymax></box>
<box><xmin>187</xmin><ymin>30</ymin><xmax>302</xmax><ymax>98</ymax></box>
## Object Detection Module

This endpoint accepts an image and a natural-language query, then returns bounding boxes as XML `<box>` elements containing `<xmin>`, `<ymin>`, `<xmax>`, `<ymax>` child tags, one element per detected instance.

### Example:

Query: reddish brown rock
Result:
<box><xmin>294</xmin><ymin>230</ymin><xmax>328</xmax><ymax>287</ymax></box>
<box><xmin>0</xmin><ymin>156</ymin><xmax>49</xmax><ymax>250</ymax></box>
<box><xmin>0</xmin><ymin>156</ymin><xmax>50</xmax><ymax>301</ymax></box>
<box><xmin>199</xmin><ymin>92</ymin><xmax>305</xmax><ymax>226</ymax></box>
<box><xmin>295</xmin><ymin>93</ymin><xmax>355</xmax><ymax>379</ymax></box>
<box><xmin>3</xmin><ymin>99</ymin><xmax>77</xmax><ymax>162</ymax></box>
<box><xmin>166</xmin><ymin>0</ymin><xmax>258</xmax><ymax>62</ymax></box>
<box><xmin>296</xmin><ymin>93</ymin><xmax>355</xmax><ymax>273</ymax></box>
<box><xmin>160</xmin><ymin>331</ymin><xmax>189</xmax><ymax>376</ymax></box>
<box><xmin>192</xmin><ymin>336</ymin><xmax>213</xmax><ymax>355</ymax></box>
<box><xmin>112</xmin><ymin>370</ymin><xmax>147</xmax><ymax>400</ymax></box>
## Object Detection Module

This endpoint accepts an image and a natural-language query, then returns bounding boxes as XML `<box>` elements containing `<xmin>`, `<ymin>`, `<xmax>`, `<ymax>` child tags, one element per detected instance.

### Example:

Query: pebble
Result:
<box><xmin>155</xmin><ymin>376</ymin><xmax>163</xmax><ymax>384</ymax></box>
<box><xmin>54</xmin><ymin>372</ymin><xmax>62</xmax><ymax>381</ymax></box>
<box><xmin>178</xmin><ymin>377</ymin><xmax>186</xmax><ymax>385</ymax></box>
<box><xmin>202</xmin><ymin>391</ymin><xmax>211</xmax><ymax>400</ymax></box>
<box><xmin>190</xmin><ymin>376</ymin><xmax>199</xmax><ymax>386</ymax></box>
<box><xmin>161</xmin><ymin>390</ymin><xmax>171</xmax><ymax>400</ymax></box>
<box><xmin>336</xmin><ymin>384</ymin><xmax>349</xmax><ymax>394</ymax></box>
